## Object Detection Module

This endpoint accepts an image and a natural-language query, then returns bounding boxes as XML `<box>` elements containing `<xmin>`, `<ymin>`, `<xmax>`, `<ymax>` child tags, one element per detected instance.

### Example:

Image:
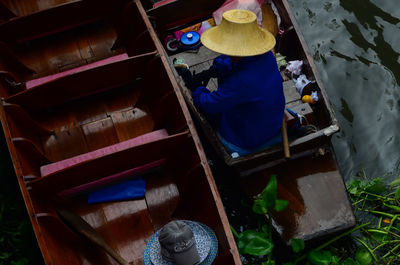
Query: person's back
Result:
<box><xmin>185</xmin><ymin>9</ymin><xmax>285</xmax><ymax>155</ymax></box>
<box><xmin>193</xmin><ymin>51</ymin><xmax>284</xmax><ymax>150</ymax></box>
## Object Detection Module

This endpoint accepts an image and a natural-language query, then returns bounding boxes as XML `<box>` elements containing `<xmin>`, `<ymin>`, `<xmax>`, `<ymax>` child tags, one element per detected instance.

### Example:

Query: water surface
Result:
<box><xmin>287</xmin><ymin>0</ymin><xmax>400</xmax><ymax>180</ymax></box>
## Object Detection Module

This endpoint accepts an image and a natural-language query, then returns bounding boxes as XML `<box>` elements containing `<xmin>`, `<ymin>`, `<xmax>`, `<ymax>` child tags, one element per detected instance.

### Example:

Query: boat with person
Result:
<box><xmin>0</xmin><ymin>0</ymin><xmax>242</xmax><ymax>264</ymax></box>
<box><xmin>145</xmin><ymin>0</ymin><xmax>356</xmax><ymax>242</ymax></box>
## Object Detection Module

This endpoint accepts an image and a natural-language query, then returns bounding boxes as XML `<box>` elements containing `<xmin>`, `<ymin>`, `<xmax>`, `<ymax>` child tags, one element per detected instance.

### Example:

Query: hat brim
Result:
<box><xmin>201</xmin><ymin>26</ymin><xmax>276</xmax><ymax>57</ymax></box>
<box><xmin>144</xmin><ymin>221</ymin><xmax>218</xmax><ymax>265</ymax></box>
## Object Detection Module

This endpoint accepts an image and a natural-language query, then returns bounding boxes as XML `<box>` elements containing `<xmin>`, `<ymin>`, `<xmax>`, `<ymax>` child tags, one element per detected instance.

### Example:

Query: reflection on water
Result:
<box><xmin>287</xmin><ymin>0</ymin><xmax>400</xmax><ymax>180</ymax></box>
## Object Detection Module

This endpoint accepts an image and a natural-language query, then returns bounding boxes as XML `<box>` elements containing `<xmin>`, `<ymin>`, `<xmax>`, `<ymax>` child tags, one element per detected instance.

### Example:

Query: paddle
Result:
<box><xmin>281</xmin><ymin>119</ymin><xmax>290</xmax><ymax>158</ymax></box>
<box><xmin>57</xmin><ymin>208</ymin><xmax>130</xmax><ymax>265</ymax></box>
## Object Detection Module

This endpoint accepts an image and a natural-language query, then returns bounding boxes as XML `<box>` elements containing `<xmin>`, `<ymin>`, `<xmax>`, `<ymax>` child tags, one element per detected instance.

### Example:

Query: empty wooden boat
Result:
<box><xmin>0</xmin><ymin>1</ymin><xmax>241</xmax><ymax>264</ymax></box>
<box><xmin>143</xmin><ymin>0</ymin><xmax>356</xmax><ymax>241</ymax></box>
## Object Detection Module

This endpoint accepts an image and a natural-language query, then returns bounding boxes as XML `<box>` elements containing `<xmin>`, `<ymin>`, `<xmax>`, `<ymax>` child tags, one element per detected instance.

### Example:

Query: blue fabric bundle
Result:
<box><xmin>88</xmin><ymin>178</ymin><xmax>145</xmax><ymax>204</ymax></box>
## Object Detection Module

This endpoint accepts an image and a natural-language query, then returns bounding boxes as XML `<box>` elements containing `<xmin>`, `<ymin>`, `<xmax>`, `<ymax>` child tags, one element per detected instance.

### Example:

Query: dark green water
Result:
<box><xmin>287</xmin><ymin>0</ymin><xmax>400</xmax><ymax>181</ymax></box>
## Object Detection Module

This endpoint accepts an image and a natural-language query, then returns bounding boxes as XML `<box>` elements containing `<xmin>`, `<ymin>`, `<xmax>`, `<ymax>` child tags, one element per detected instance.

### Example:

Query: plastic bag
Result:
<box><xmin>213</xmin><ymin>0</ymin><xmax>265</xmax><ymax>26</ymax></box>
<box><xmin>285</xmin><ymin>60</ymin><xmax>303</xmax><ymax>76</ymax></box>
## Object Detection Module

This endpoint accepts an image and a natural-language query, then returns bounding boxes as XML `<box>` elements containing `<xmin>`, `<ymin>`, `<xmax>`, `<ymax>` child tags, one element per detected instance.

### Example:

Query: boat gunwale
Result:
<box><xmin>136</xmin><ymin>1</ymin><xmax>242</xmax><ymax>263</ymax></box>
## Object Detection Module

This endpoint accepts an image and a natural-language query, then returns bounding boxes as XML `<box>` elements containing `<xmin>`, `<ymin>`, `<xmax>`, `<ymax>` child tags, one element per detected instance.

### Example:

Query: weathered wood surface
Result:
<box><xmin>0</xmin><ymin>1</ymin><xmax>241</xmax><ymax>264</ymax></box>
<box><xmin>244</xmin><ymin>151</ymin><xmax>356</xmax><ymax>242</ymax></box>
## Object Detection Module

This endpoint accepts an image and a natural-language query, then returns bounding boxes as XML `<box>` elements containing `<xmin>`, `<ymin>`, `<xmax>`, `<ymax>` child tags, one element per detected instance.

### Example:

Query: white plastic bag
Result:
<box><xmin>213</xmin><ymin>0</ymin><xmax>265</xmax><ymax>26</ymax></box>
<box><xmin>285</xmin><ymin>60</ymin><xmax>303</xmax><ymax>76</ymax></box>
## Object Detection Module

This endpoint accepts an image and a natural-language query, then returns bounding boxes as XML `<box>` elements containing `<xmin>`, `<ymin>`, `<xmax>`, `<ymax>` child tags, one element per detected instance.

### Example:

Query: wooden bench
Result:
<box><xmin>0</xmin><ymin>1</ymin><xmax>158</xmax><ymax>98</ymax></box>
<box><xmin>29</xmin><ymin>136</ymin><xmax>238</xmax><ymax>265</ymax></box>
<box><xmin>2</xmin><ymin>54</ymin><xmax>188</xmax><ymax>181</ymax></box>
<box><xmin>0</xmin><ymin>0</ymin><xmax>129</xmax><ymax>43</ymax></box>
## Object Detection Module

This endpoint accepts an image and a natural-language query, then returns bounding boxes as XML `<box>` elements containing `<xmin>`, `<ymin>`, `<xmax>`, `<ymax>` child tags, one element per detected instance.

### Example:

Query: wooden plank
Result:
<box><xmin>33</xmin><ymin>108</ymin><xmax>77</xmax><ymax>132</ymax></box>
<box><xmin>147</xmin><ymin>0</ymin><xmax>224</xmax><ymax>31</ymax></box>
<box><xmin>81</xmin><ymin>117</ymin><xmax>119</xmax><ymax>151</ymax></box>
<box><xmin>170</xmin><ymin>46</ymin><xmax>219</xmax><ymax>67</ymax></box>
<box><xmin>283</xmin><ymin>80</ymin><xmax>300</xmax><ymax>104</ymax></box>
<box><xmin>6</xmin><ymin>51</ymin><xmax>158</xmax><ymax>111</ymax></box>
<box><xmin>111</xmin><ymin>108</ymin><xmax>155</xmax><ymax>142</ymax></box>
<box><xmin>74</xmin><ymin>101</ymin><xmax>107</xmax><ymax>125</ymax></box>
<box><xmin>16</xmin><ymin>22</ymin><xmax>117</xmax><ymax>77</ymax></box>
<box><xmin>285</xmin><ymin>103</ymin><xmax>314</xmax><ymax>127</ymax></box>
<box><xmin>80</xmin><ymin>200</ymin><xmax>154</xmax><ymax>265</ymax></box>
<box><xmin>144</xmin><ymin>171</ymin><xmax>180</xmax><ymax>231</ymax></box>
<box><xmin>0</xmin><ymin>0</ymin><xmax>129</xmax><ymax>43</ymax></box>
<box><xmin>29</xmin><ymin>131</ymin><xmax>190</xmax><ymax>195</ymax></box>
<box><xmin>2</xmin><ymin>0</ymin><xmax>72</xmax><ymax>17</ymax></box>
<box><xmin>243</xmin><ymin>152</ymin><xmax>356</xmax><ymax>242</ymax></box>
<box><xmin>0</xmin><ymin>2</ymin><xmax>16</xmax><ymax>21</ymax></box>
<box><xmin>42</xmin><ymin>126</ymin><xmax>88</xmax><ymax>162</ymax></box>
<box><xmin>103</xmin><ymin>86</ymin><xmax>141</xmax><ymax>115</ymax></box>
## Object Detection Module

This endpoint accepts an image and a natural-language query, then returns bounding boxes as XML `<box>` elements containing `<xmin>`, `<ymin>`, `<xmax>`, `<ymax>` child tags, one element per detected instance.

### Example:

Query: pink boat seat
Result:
<box><xmin>59</xmin><ymin>158</ymin><xmax>167</xmax><ymax>197</ymax></box>
<box><xmin>26</xmin><ymin>53</ymin><xmax>129</xmax><ymax>89</ymax></box>
<box><xmin>40</xmin><ymin>129</ymin><xmax>169</xmax><ymax>177</ymax></box>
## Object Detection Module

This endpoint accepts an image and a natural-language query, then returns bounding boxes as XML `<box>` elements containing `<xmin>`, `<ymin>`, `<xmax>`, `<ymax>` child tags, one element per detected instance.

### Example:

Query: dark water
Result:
<box><xmin>287</xmin><ymin>0</ymin><xmax>400</xmax><ymax>181</ymax></box>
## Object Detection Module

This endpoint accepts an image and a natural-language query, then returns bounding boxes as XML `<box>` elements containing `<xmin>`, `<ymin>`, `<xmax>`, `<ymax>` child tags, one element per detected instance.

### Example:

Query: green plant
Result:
<box><xmin>233</xmin><ymin>173</ymin><xmax>400</xmax><ymax>265</ymax></box>
<box><xmin>233</xmin><ymin>175</ymin><xmax>290</xmax><ymax>264</ymax></box>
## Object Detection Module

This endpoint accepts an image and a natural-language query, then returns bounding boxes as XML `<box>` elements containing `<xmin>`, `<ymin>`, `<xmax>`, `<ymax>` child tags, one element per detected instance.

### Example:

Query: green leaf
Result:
<box><xmin>390</xmin><ymin>175</ymin><xmax>400</xmax><ymax>187</ymax></box>
<box><xmin>308</xmin><ymin>249</ymin><xmax>333</xmax><ymax>265</ymax></box>
<box><xmin>274</xmin><ymin>199</ymin><xmax>289</xmax><ymax>212</ymax></box>
<box><xmin>290</xmin><ymin>238</ymin><xmax>305</xmax><ymax>253</ymax></box>
<box><xmin>253</xmin><ymin>199</ymin><xmax>268</xmax><ymax>215</ymax></box>
<box><xmin>331</xmin><ymin>256</ymin><xmax>340</xmax><ymax>264</ymax></box>
<box><xmin>283</xmin><ymin>263</ymin><xmax>294</xmax><ymax>265</ymax></box>
<box><xmin>355</xmin><ymin>248</ymin><xmax>373</xmax><ymax>265</ymax></box>
<box><xmin>0</xmin><ymin>252</ymin><xmax>11</xmax><ymax>260</ymax></box>
<box><xmin>11</xmin><ymin>258</ymin><xmax>29</xmax><ymax>265</ymax></box>
<box><xmin>261</xmin><ymin>224</ymin><xmax>269</xmax><ymax>234</ymax></box>
<box><xmin>260</xmin><ymin>175</ymin><xmax>278</xmax><ymax>208</ymax></box>
<box><xmin>237</xmin><ymin>230</ymin><xmax>273</xmax><ymax>256</ymax></box>
<box><xmin>262</xmin><ymin>260</ymin><xmax>275</xmax><ymax>265</ymax></box>
<box><xmin>370</xmin><ymin>230</ymin><xmax>388</xmax><ymax>242</ymax></box>
<box><xmin>364</xmin><ymin>178</ymin><xmax>386</xmax><ymax>195</ymax></box>
<box><xmin>395</xmin><ymin>187</ymin><xmax>400</xmax><ymax>199</ymax></box>
<box><xmin>340</xmin><ymin>258</ymin><xmax>357</xmax><ymax>265</ymax></box>
<box><xmin>347</xmin><ymin>179</ymin><xmax>363</xmax><ymax>196</ymax></box>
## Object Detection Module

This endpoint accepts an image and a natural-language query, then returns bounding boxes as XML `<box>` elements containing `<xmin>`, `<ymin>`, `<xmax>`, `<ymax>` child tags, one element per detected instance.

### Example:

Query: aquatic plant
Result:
<box><xmin>232</xmin><ymin>173</ymin><xmax>400</xmax><ymax>265</ymax></box>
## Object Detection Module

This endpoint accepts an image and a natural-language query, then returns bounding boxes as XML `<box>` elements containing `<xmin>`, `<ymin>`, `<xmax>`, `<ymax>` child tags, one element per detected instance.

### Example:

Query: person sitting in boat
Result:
<box><xmin>178</xmin><ymin>9</ymin><xmax>285</xmax><ymax>157</ymax></box>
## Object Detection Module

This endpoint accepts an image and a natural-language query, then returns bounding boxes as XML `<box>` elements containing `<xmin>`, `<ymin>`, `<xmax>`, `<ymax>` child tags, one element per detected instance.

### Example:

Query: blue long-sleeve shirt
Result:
<box><xmin>192</xmin><ymin>51</ymin><xmax>285</xmax><ymax>149</ymax></box>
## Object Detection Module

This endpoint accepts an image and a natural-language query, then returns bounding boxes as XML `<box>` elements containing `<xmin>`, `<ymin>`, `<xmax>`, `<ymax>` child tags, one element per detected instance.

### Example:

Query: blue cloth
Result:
<box><xmin>88</xmin><ymin>178</ymin><xmax>145</xmax><ymax>204</ymax></box>
<box><xmin>192</xmin><ymin>51</ymin><xmax>285</xmax><ymax>150</ymax></box>
<box><xmin>218</xmin><ymin>132</ymin><xmax>282</xmax><ymax>156</ymax></box>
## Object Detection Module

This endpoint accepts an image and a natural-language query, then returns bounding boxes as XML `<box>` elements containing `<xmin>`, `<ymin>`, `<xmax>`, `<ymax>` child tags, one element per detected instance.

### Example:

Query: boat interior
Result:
<box><xmin>0</xmin><ymin>0</ymin><xmax>158</xmax><ymax>98</ymax></box>
<box><xmin>0</xmin><ymin>0</ymin><xmax>242</xmax><ymax>264</ymax></box>
<box><xmin>147</xmin><ymin>0</ymin><xmax>338</xmax><ymax>175</ymax></box>
<box><xmin>145</xmin><ymin>0</ymin><xmax>354</xmax><ymax>243</ymax></box>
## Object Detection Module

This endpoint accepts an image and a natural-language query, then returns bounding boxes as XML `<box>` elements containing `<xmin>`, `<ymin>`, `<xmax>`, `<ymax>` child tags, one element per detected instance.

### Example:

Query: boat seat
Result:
<box><xmin>59</xmin><ymin>158</ymin><xmax>167</xmax><ymax>197</ymax></box>
<box><xmin>25</xmin><ymin>53</ymin><xmax>129</xmax><ymax>89</ymax></box>
<box><xmin>40</xmin><ymin>128</ymin><xmax>168</xmax><ymax>177</ymax></box>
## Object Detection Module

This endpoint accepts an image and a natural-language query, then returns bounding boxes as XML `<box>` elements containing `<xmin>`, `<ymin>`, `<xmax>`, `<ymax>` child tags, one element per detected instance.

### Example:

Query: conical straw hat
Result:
<box><xmin>201</xmin><ymin>9</ymin><xmax>276</xmax><ymax>57</ymax></box>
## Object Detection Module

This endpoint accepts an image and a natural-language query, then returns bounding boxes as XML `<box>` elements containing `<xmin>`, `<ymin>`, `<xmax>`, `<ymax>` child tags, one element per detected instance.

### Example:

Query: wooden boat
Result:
<box><xmin>146</xmin><ymin>0</ymin><xmax>340</xmax><ymax>176</ymax></box>
<box><xmin>0</xmin><ymin>1</ymin><xmax>242</xmax><ymax>264</ymax></box>
<box><xmin>144</xmin><ymin>0</ymin><xmax>356</xmax><ymax>242</ymax></box>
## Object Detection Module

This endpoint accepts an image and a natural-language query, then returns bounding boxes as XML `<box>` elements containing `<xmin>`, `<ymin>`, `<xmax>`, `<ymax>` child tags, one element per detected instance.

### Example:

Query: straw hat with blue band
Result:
<box><xmin>200</xmin><ymin>9</ymin><xmax>276</xmax><ymax>57</ymax></box>
<box><xmin>144</xmin><ymin>221</ymin><xmax>218</xmax><ymax>265</ymax></box>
